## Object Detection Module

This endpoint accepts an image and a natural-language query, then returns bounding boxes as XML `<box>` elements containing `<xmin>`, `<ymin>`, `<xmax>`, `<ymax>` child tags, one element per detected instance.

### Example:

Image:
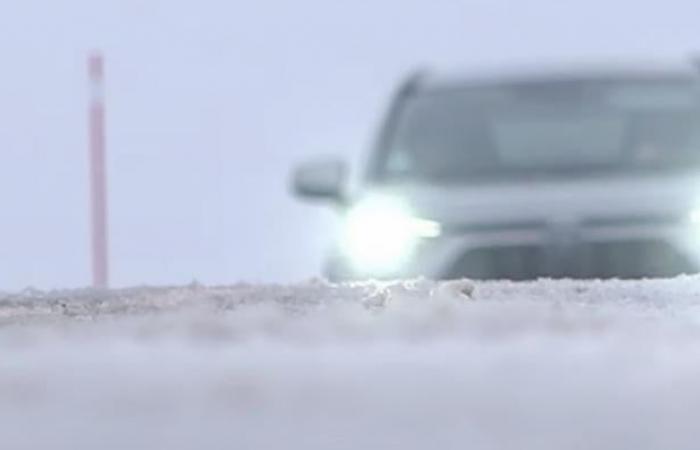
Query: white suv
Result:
<box><xmin>292</xmin><ymin>62</ymin><xmax>700</xmax><ymax>281</ymax></box>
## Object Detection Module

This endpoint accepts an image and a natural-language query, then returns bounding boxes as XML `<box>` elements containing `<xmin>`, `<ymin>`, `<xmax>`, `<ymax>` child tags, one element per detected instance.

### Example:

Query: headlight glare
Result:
<box><xmin>339</xmin><ymin>196</ymin><xmax>441</xmax><ymax>273</ymax></box>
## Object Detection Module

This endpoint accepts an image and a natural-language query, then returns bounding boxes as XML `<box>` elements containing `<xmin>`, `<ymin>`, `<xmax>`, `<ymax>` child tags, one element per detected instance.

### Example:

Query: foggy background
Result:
<box><xmin>2</xmin><ymin>0</ymin><xmax>700</xmax><ymax>289</ymax></box>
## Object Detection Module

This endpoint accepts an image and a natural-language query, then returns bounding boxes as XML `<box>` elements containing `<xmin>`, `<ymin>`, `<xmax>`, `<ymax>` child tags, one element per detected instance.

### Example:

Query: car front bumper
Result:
<box><xmin>324</xmin><ymin>220</ymin><xmax>700</xmax><ymax>281</ymax></box>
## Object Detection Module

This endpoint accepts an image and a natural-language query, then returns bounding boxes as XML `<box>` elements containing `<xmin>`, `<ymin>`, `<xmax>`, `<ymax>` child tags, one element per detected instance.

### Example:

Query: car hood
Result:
<box><xmin>362</xmin><ymin>172</ymin><xmax>700</xmax><ymax>227</ymax></box>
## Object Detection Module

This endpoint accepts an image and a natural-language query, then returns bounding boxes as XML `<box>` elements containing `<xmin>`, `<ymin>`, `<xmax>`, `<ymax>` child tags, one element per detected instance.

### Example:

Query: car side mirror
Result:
<box><xmin>291</xmin><ymin>157</ymin><xmax>347</xmax><ymax>203</ymax></box>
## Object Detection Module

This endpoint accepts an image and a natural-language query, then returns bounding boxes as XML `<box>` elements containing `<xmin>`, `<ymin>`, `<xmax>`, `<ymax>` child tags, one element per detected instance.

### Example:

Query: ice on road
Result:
<box><xmin>4</xmin><ymin>277</ymin><xmax>700</xmax><ymax>449</ymax></box>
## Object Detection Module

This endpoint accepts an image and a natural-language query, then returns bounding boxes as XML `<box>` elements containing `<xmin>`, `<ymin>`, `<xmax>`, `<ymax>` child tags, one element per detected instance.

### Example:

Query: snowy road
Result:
<box><xmin>3</xmin><ymin>278</ymin><xmax>700</xmax><ymax>449</ymax></box>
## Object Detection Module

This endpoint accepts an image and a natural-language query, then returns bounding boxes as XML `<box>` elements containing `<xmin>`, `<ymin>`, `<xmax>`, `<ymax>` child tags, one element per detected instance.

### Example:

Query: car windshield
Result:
<box><xmin>375</xmin><ymin>78</ymin><xmax>700</xmax><ymax>183</ymax></box>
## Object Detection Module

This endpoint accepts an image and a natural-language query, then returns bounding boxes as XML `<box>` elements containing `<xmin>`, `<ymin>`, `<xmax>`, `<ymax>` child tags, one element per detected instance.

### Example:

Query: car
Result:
<box><xmin>291</xmin><ymin>61</ymin><xmax>700</xmax><ymax>281</ymax></box>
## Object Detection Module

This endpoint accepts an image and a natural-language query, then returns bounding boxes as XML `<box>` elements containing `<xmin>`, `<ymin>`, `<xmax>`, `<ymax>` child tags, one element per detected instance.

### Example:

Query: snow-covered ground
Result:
<box><xmin>4</xmin><ymin>277</ymin><xmax>700</xmax><ymax>449</ymax></box>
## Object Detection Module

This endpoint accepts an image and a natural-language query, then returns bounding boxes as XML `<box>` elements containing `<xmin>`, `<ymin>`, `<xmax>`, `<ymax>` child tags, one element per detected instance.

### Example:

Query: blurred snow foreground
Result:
<box><xmin>5</xmin><ymin>278</ymin><xmax>700</xmax><ymax>449</ymax></box>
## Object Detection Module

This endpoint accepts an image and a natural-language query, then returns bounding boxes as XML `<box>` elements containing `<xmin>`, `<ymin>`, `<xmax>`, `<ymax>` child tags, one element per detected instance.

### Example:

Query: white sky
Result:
<box><xmin>1</xmin><ymin>0</ymin><xmax>700</xmax><ymax>289</ymax></box>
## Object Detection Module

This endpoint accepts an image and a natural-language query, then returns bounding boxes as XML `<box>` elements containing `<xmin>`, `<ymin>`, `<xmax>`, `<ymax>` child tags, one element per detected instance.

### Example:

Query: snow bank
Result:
<box><xmin>3</xmin><ymin>277</ymin><xmax>700</xmax><ymax>449</ymax></box>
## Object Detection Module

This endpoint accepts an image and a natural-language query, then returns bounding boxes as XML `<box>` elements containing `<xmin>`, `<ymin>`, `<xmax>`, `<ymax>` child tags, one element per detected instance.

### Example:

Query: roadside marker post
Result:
<box><xmin>88</xmin><ymin>52</ymin><xmax>109</xmax><ymax>289</ymax></box>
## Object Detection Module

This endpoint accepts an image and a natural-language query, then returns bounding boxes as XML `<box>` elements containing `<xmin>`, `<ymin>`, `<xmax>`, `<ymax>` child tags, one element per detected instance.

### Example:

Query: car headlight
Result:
<box><xmin>339</xmin><ymin>195</ymin><xmax>441</xmax><ymax>273</ymax></box>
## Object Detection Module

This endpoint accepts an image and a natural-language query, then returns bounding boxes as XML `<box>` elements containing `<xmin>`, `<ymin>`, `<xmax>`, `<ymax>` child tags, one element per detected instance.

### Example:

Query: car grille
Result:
<box><xmin>445</xmin><ymin>240</ymin><xmax>696</xmax><ymax>280</ymax></box>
